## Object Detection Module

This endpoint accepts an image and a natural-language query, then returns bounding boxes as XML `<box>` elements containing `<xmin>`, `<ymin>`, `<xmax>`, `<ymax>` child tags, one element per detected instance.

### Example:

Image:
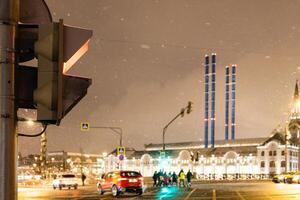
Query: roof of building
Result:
<box><xmin>126</xmin><ymin>144</ymin><xmax>258</xmax><ymax>159</ymax></box>
<box><xmin>144</xmin><ymin>137</ymin><xmax>269</xmax><ymax>151</ymax></box>
<box><xmin>121</xmin><ymin>138</ymin><xmax>269</xmax><ymax>159</ymax></box>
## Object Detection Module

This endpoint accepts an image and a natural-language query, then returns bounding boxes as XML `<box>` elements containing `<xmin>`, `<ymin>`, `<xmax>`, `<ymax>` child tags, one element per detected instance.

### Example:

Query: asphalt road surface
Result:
<box><xmin>18</xmin><ymin>182</ymin><xmax>300</xmax><ymax>199</ymax></box>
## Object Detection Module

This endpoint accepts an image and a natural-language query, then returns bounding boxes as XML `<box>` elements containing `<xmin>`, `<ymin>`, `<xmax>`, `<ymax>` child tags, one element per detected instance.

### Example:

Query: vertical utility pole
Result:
<box><xmin>0</xmin><ymin>0</ymin><xmax>18</xmax><ymax>199</ymax></box>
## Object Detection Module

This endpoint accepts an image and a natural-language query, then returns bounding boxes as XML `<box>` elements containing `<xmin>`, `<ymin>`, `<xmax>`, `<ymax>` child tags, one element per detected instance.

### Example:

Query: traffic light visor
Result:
<box><xmin>62</xmin><ymin>25</ymin><xmax>92</xmax><ymax>74</ymax></box>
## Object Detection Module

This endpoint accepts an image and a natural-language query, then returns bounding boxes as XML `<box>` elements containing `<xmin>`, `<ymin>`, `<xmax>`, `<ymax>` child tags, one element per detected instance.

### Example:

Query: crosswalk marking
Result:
<box><xmin>236</xmin><ymin>190</ymin><xmax>246</xmax><ymax>200</ymax></box>
<box><xmin>184</xmin><ymin>188</ymin><xmax>196</xmax><ymax>200</ymax></box>
<box><xmin>212</xmin><ymin>189</ymin><xmax>216</xmax><ymax>200</ymax></box>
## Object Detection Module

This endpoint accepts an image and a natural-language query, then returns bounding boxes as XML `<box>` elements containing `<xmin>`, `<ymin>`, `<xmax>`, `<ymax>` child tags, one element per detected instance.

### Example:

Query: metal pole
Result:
<box><xmin>0</xmin><ymin>0</ymin><xmax>18</xmax><ymax>199</ymax></box>
<box><xmin>162</xmin><ymin>109</ymin><xmax>187</xmax><ymax>151</ymax></box>
<box><xmin>163</xmin><ymin>127</ymin><xmax>166</xmax><ymax>151</ymax></box>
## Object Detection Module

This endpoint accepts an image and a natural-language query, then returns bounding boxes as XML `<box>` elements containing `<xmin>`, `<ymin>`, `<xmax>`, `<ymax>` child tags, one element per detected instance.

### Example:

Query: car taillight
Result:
<box><xmin>118</xmin><ymin>178</ymin><xmax>128</xmax><ymax>182</ymax></box>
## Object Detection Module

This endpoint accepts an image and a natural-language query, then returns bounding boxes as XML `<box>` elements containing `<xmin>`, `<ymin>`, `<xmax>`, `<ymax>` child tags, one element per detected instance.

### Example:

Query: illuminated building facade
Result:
<box><xmin>104</xmin><ymin>81</ymin><xmax>300</xmax><ymax>178</ymax></box>
<box><xmin>104</xmin><ymin>135</ymin><xmax>295</xmax><ymax>179</ymax></box>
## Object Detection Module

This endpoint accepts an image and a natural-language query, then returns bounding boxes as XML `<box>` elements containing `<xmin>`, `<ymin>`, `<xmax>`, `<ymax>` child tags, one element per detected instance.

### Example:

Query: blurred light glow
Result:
<box><xmin>27</xmin><ymin>120</ymin><xmax>34</xmax><ymax>126</ymax></box>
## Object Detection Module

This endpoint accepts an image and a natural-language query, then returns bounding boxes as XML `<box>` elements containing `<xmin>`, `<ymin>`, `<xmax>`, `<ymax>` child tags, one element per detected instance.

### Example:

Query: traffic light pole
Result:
<box><xmin>162</xmin><ymin>112</ymin><xmax>183</xmax><ymax>151</ymax></box>
<box><xmin>0</xmin><ymin>0</ymin><xmax>19</xmax><ymax>199</ymax></box>
<box><xmin>162</xmin><ymin>102</ymin><xmax>192</xmax><ymax>151</ymax></box>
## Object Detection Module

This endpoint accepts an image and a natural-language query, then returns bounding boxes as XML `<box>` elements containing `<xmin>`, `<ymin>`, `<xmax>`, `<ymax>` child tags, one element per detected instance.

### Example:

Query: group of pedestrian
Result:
<box><xmin>152</xmin><ymin>169</ymin><xmax>193</xmax><ymax>187</ymax></box>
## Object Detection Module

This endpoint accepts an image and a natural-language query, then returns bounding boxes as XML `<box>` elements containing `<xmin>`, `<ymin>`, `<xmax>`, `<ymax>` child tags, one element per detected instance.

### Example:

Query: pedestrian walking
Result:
<box><xmin>163</xmin><ymin>172</ymin><xmax>169</xmax><ymax>186</ymax></box>
<box><xmin>168</xmin><ymin>172</ymin><xmax>172</xmax><ymax>186</ymax></box>
<box><xmin>172</xmin><ymin>172</ymin><xmax>178</xmax><ymax>186</ymax></box>
<box><xmin>178</xmin><ymin>169</ymin><xmax>185</xmax><ymax>187</ymax></box>
<box><xmin>81</xmin><ymin>173</ymin><xmax>86</xmax><ymax>186</ymax></box>
<box><xmin>158</xmin><ymin>170</ymin><xmax>164</xmax><ymax>187</ymax></box>
<box><xmin>153</xmin><ymin>171</ymin><xmax>158</xmax><ymax>187</ymax></box>
<box><xmin>186</xmin><ymin>170</ymin><xmax>193</xmax><ymax>187</ymax></box>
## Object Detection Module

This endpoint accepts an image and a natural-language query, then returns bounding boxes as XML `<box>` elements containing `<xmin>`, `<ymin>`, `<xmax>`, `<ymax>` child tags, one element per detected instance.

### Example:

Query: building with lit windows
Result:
<box><xmin>46</xmin><ymin>151</ymin><xmax>103</xmax><ymax>178</ymax></box>
<box><xmin>104</xmin><ymin>81</ymin><xmax>300</xmax><ymax>179</ymax></box>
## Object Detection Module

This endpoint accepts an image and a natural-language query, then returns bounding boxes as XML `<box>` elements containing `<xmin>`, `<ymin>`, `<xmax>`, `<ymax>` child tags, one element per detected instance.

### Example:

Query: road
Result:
<box><xmin>18</xmin><ymin>181</ymin><xmax>300</xmax><ymax>199</ymax></box>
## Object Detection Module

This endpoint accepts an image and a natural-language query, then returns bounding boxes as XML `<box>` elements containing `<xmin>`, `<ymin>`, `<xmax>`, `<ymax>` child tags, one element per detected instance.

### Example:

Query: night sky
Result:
<box><xmin>19</xmin><ymin>0</ymin><xmax>300</xmax><ymax>155</ymax></box>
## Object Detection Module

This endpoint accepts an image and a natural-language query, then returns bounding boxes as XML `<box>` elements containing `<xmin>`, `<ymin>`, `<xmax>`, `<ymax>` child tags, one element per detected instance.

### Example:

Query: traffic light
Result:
<box><xmin>187</xmin><ymin>101</ymin><xmax>193</xmax><ymax>114</ymax></box>
<box><xmin>17</xmin><ymin>19</ymin><xmax>92</xmax><ymax>125</ymax></box>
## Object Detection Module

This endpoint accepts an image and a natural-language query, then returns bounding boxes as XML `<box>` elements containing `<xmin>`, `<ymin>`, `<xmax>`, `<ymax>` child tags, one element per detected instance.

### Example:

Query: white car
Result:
<box><xmin>292</xmin><ymin>173</ymin><xmax>300</xmax><ymax>184</ymax></box>
<box><xmin>53</xmin><ymin>174</ymin><xmax>79</xmax><ymax>190</ymax></box>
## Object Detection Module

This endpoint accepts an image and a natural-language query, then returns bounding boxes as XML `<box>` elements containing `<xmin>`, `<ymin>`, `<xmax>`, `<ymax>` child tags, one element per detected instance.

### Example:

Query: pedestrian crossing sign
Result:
<box><xmin>80</xmin><ymin>122</ymin><xmax>90</xmax><ymax>131</ymax></box>
<box><xmin>117</xmin><ymin>146</ymin><xmax>126</xmax><ymax>156</ymax></box>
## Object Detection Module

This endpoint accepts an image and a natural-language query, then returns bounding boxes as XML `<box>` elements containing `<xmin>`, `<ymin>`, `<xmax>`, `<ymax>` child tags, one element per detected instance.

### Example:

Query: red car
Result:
<box><xmin>97</xmin><ymin>171</ymin><xmax>144</xmax><ymax>197</ymax></box>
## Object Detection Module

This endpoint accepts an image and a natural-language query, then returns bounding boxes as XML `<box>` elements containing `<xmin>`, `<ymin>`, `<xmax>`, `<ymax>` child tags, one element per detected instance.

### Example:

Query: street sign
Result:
<box><xmin>80</xmin><ymin>122</ymin><xmax>90</xmax><ymax>131</ymax></box>
<box><xmin>119</xmin><ymin>155</ymin><xmax>124</xmax><ymax>161</ymax></box>
<box><xmin>117</xmin><ymin>146</ymin><xmax>125</xmax><ymax>160</ymax></box>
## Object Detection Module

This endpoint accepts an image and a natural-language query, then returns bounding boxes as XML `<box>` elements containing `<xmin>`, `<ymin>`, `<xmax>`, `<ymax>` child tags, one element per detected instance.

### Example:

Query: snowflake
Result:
<box><xmin>140</xmin><ymin>44</ymin><xmax>150</xmax><ymax>49</ymax></box>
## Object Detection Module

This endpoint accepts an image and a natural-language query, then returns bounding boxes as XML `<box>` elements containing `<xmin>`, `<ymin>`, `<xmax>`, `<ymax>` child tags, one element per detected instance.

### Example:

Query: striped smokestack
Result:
<box><xmin>211</xmin><ymin>53</ymin><xmax>216</xmax><ymax>148</ymax></box>
<box><xmin>204</xmin><ymin>55</ymin><xmax>209</xmax><ymax>148</ymax></box>
<box><xmin>225</xmin><ymin>66</ymin><xmax>230</xmax><ymax>141</ymax></box>
<box><xmin>231</xmin><ymin>65</ymin><xmax>236</xmax><ymax>140</ymax></box>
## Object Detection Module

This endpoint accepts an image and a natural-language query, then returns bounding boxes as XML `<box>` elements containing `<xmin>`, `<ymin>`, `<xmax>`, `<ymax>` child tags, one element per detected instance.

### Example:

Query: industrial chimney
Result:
<box><xmin>204</xmin><ymin>55</ymin><xmax>209</xmax><ymax>148</ymax></box>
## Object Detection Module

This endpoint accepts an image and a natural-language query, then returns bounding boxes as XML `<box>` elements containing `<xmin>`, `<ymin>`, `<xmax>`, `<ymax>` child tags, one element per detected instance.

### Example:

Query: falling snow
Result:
<box><xmin>18</xmin><ymin>0</ymin><xmax>300</xmax><ymax>156</ymax></box>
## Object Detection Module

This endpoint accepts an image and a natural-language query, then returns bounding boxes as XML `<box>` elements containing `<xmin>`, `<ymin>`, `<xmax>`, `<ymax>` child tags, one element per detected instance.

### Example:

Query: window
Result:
<box><xmin>269</xmin><ymin>151</ymin><xmax>272</xmax><ymax>156</ymax></box>
<box><xmin>269</xmin><ymin>161</ymin><xmax>275</xmax><ymax>168</ymax></box>
<box><xmin>62</xmin><ymin>174</ymin><xmax>75</xmax><ymax>178</ymax></box>
<box><xmin>260</xmin><ymin>161</ymin><xmax>265</xmax><ymax>168</ymax></box>
<box><xmin>281</xmin><ymin>161</ymin><xmax>285</xmax><ymax>168</ymax></box>
<box><xmin>261</xmin><ymin>151</ymin><xmax>265</xmax><ymax>156</ymax></box>
<box><xmin>281</xmin><ymin>151</ymin><xmax>284</xmax><ymax>156</ymax></box>
<box><xmin>273</xmin><ymin>151</ymin><xmax>277</xmax><ymax>156</ymax></box>
<box><xmin>120</xmin><ymin>171</ymin><xmax>141</xmax><ymax>177</ymax></box>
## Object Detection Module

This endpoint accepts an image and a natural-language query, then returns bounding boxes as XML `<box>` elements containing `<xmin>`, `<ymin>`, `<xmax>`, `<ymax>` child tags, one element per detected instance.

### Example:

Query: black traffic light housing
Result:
<box><xmin>17</xmin><ymin>19</ymin><xmax>92</xmax><ymax>125</ymax></box>
<box><xmin>187</xmin><ymin>101</ymin><xmax>193</xmax><ymax>114</ymax></box>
